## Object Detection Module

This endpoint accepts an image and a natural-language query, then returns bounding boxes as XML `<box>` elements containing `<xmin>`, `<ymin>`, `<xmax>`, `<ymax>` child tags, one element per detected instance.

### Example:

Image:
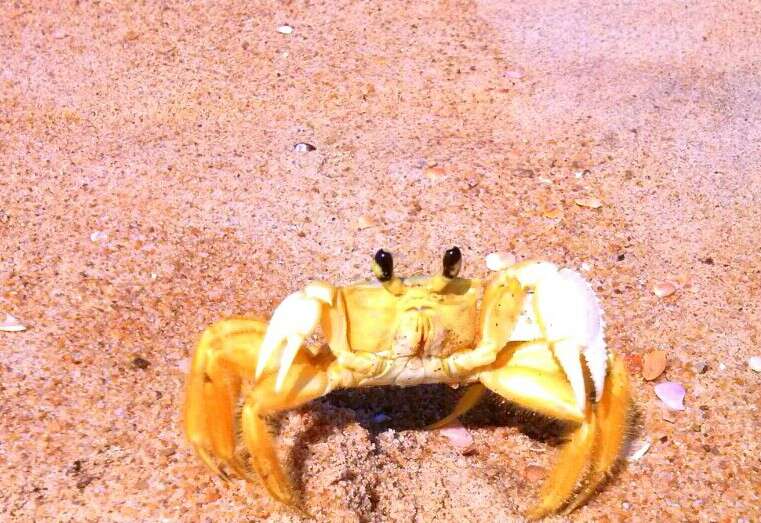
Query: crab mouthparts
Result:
<box><xmin>392</xmin><ymin>310</ymin><xmax>439</xmax><ymax>358</ymax></box>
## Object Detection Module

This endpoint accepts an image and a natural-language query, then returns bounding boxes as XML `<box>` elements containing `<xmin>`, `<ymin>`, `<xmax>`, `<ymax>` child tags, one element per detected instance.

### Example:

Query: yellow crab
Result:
<box><xmin>183</xmin><ymin>248</ymin><xmax>631</xmax><ymax>518</ymax></box>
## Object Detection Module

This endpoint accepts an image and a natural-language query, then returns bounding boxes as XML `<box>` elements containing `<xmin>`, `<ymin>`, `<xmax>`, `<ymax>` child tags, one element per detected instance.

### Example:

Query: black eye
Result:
<box><xmin>373</xmin><ymin>249</ymin><xmax>394</xmax><ymax>282</ymax></box>
<box><xmin>442</xmin><ymin>246</ymin><xmax>462</xmax><ymax>278</ymax></box>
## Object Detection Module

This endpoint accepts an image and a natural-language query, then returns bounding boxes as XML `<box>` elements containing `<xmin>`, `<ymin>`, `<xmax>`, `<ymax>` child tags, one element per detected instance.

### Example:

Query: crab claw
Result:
<box><xmin>534</xmin><ymin>268</ymin><xmax>608</xmax><ymax>411</ymax></box>
<box><xmin>255</xmin><ymin>289</ymin><xmax>324</xmax><ymax>392</ymax></box>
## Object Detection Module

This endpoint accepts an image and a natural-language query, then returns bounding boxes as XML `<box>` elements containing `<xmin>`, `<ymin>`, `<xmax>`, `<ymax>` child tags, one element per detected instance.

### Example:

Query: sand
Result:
<box><xmin>1</xmin><ymin>1</ymin><xmax>760</xmax><ymax>521</ymax></box>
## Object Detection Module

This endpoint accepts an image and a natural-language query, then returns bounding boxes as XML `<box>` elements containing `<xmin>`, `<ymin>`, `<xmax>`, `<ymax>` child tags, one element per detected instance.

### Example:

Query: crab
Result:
<box><xmin>183</xmin><ymin>248</ymin><xmax>631</xmax><ymax>518</ymax></box>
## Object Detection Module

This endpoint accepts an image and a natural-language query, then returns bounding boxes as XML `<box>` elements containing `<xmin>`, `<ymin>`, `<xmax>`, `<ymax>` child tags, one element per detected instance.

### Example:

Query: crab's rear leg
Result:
<box><xmin>241</xmin><ymin>352</ymin><xmax>337</xmax><ymax>507</ymax></box>
<box><xmin>184</xmin><ymin>317</ymin><xmax>269</xmax><ymax>479</ymax></box>
<box><xmin>478</xmin><ymin>342</ymin><xmax>630</xmax><ymax>518</ymax></box>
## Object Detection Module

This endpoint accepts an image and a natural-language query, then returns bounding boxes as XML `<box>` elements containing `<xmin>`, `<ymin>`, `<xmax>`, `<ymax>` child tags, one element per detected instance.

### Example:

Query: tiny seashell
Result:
<box><xmin>90</xmin><ymin>230</ymin><xmax>108</xmax><ymax>242</ymax></box>
<box><xmin>355</xmin><ymin>215</ymin><xmax>376</xmax><ymax>230</ymax></box>
<box><xmin>438</xmin><ymin>420</ymin><xmax>474</xmax><ymax>450</ymax></box>
<box><xmin>574</xmin><ymin>197</ymin><xmax>603</xmax><ymax>209</ymax></box>
<box><xmin>652</xmin><ymin>281</ymin><xmax>676</xmax><ymax>298</ymax></box>
<box><xmin>423</xmin><ymin>165</ymin><xmax>446</xmax><ymax>181</ymax></box>
<box><xmin>749</xmin><ymin>356</ymin><xmax>761</xmax><ymax>373</ymax></box>
<box><xmin>0</xmin><ymin>314</ymin><xmax>27</xmax><ymax>332</ymax></box>
<box><xmin>293</xmin><ymin>142</ymin><xmax>316</xmax><ymax>152</ymax></box>
<box><xmin>276</xmin><ymin>25</ymin><xmax>294</xmax><ymax>34</ymax></box>
<box><xmin>541</xmin><ymin>206</ymin><xmax>563</xmax><ymax>218</ymax></box>
<box><xmin>642</xmin><ymin>350</ymin><xmax>667</xmax><ymax>381</ymax></box>
<box><xmin>627</xmin><ymin>438</ymin><xmax>652</xmax><ymax>461</ymax></box>
<box><xmin>485</xmin><ymin>252</ymin><xmax>516</xmax><ymax>271</ymax></box>
<box><xmin>654</xmin><ymin>382</ymin><xmax>685</xmax><ymax>411</ymax></box>
<box><xmin>661</xmin><ymin>407</ymin><xmax>677</xmax><ymax>423</ymax></box>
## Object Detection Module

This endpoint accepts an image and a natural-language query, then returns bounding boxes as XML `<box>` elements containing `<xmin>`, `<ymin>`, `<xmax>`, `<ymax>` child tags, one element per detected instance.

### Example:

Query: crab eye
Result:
<box><xmin>442</xmin><ymin>246</ymin><xmax>462</xmax><ymax>278</ymax></box>
<box><xmin>372</xmin><ymin>249</ymin><xmax>394</xmax><ymax>282</ymax></box>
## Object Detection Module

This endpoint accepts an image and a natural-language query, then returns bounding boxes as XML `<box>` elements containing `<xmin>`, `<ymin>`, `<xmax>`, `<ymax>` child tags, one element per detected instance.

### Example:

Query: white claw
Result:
<box><xmin>534</xmin><ymin>268</ymin><xmax>608</xmax><ymax>405</ymax></box>
<box><xmin>256</xmin><ymin>328</ymin><xmax>282</xmax><ymax>381</ymax></box>
<box><xmin>274</xmin><ymin>336</ymin><xmax>303</xmax><ymax>393</ymax></box>
<box><xmin>255</xmin><ymin>290</ymin><xmax>323</xmax><ymax>385</ymax></box>
<box><xmin>553</xmin><ymin>340</ymin><xmax>587</xmax><ymax>412</ymax></box>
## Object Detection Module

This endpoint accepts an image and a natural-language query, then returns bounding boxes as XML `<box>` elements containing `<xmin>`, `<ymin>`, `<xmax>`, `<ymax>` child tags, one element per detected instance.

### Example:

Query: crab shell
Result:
<box><xmin>183</xmin><ymin>257</ymin><xmax>631</xmax><ymax>518</ymax></box>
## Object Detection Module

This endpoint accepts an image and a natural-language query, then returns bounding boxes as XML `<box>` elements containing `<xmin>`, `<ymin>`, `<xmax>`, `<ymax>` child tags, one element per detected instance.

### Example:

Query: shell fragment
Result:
<box><xmin>0</xmin><ymin>314</ymin><xmax>27</xmax><ymax>332</ymax></box>
<box><xmin>485</xmin><ymin>252</ymin><xmax>516</xmax><ymax>271</ymax></box>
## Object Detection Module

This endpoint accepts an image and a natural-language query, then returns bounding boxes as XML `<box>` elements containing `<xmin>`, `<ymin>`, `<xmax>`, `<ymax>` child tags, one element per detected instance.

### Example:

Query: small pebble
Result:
<box><xmin>0</xmin><ymin>314</ymin><xmax>27</xmax><ymax>332</ymax></box>
<box><xmin>655</xmin><ymin>381</ymin><xmax>685</xmax><ymax>411</ymax></box>
<box><xmin>355</xmin><ymin>215</ymin><xmax>376</xmax><ymax>230</ymax></box>
<box><xmin>0</xmin><ymin>210</ymin><xmax>9</xmax><ymax>223</ymax></box>
<box><xmin>132</xmin><ymin>357</ymin><xmax>151</xmax><ymax>370</ymax></box>
<box><xmin>485</xmin><ymin>252</ymin><xmax>516</xmax><ymax>271</ymax></box>
<box><xmin>541</xmin><ymin>206</ymin><xmax>563</xmax><ymax>218</ymax></box>
<box><xmin>276</xmin><ymin>25</ymin><xmax>294</xmax><ymax>34</ymax></box>
<box><xmin>293</xmin><ymin>142</ymin><xmax>316</xmax><ymax>152</ymax></box>
<box><xmin>574</xmin><ymin>197</ymin><xmax>603</xmax><ymax>209</ymax></box>
<box><xmin>749</xmin><ymin>356</ymin><xmax>761</xmax><ymax>373</ymax></box>
<box><xmin>661</xmin><ymin>407</ymin><xmax>677</xmax><ymax>423</ymax></box>
<box><xmin>580</xmin><ymin>262</ymin><xmax>592</xmax><ymax>272</ymax></box>
<box><xmin>423</xmin><ymin>165</ymin><xmax>446</xmax><ymax>181</ymax></box>
<box><xmin>642</xmin><ymin>350</ymin><xmax>667</xmax><ymax>381</ymax></box>
<box><xmin>692</xmin><ymin>360</ymin><xmax>709</xmax><ymax>374</ymax></box>
<box><xmin>574</xmin><ymin>169</ymin><xmax>591</xmax><ymax>179</ymax></box>
<box><xmin>652</xmin><ymin>281</ymin><xmax>676</xmax><ymax>298</ymax></box>
<box><xmin>438</xmin><ymin>420</ymin><xmax>474</xmax><ymax>451</ymax></box>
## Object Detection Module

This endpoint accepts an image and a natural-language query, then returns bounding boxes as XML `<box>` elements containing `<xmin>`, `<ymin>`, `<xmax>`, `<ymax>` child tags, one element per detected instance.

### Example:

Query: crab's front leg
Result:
<box><xmin>450</xmin><ymin>261</ymin><xmax>608</xmax><ymax>413</ymax></box>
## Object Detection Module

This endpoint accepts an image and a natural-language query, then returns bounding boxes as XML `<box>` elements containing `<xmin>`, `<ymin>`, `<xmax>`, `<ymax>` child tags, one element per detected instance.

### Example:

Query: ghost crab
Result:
<box><xmin>184</xmin><ymin>248</ymin><xmax>631</xmax><ymax>518</ymax></box>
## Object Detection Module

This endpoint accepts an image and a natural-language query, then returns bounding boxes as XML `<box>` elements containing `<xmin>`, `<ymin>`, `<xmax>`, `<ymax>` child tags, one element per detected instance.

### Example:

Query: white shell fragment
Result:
<box><xmin>276</xmin><ymin>25</ymin><xmax>294</xmax><ymax>34</ymax></box>
<box><xmin>654</xmin><ymin>382</ymin><xmax>685</xmax><ymax>411</ymax></box>
<box><xmin>627</xmin><ymin>438</ymin><xmax>652</xmax><ymax>462</ymax></box>
<box><xmin>438</xmin><ymin>420</ymin><xmax>474</xmax><ymax>449</ymax></box>
<box><xmin>293</xmin><ymin>142</ymin><xmax>316</xmax><ymax>152</ymax></box>
<box><xmin>652</xmin><ymin>281</ymin><xmax>677</xmax><ymax>298</ymax></box>
<box><xmin>0</xmin><ymin>314</ymin><xmax>27</xmax><ymax>332</ymax></box>
<box><xmin>749</xmin><ymin>356</ymin><xmax>761</xmax><ymax>373</ymax></box>
<box><xmin>90</xmin><ymin>230</ymin><xmax>108</xmax><ymax>242</ymax></box>
<box><xmin>574</xmin><ymin>197</ymin><xmax>603</xmax><ymax>209</ymax></box>
<box><xmin>485</xmin><ymin>252</ymin><xmax>516</xmax><ymax>271</ymax></box>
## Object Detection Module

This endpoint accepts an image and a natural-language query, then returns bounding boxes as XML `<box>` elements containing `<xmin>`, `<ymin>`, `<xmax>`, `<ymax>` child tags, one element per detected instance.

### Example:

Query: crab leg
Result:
<box><xmin>426</xmin><ymin>383</ymin><xmax>486</xmax><ymax>430</ymax></box>
<box><xmin>445</xmin><ymin>274</ymin><xmax>526</xmax><ymax>375</ymax></box>
<box><xmin>477</xmin><ymin>342</ymin><xmax>630</xmax><ymax>518</ymax></box>
<box><xmin>242</xmin><ymin>352</ymin><xmax>338</xmax><ymax>507</ymax></box>
<box><xmin>184</xmin><ymin>317</ymin><xmax>269</xmax><ymax>480</ymax></box>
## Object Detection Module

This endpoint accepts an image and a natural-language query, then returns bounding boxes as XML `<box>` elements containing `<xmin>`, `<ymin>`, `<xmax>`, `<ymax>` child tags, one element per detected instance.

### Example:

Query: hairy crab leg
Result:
<box><xmin>562</xmin><ymin>353</ymin><xmax>631</xmax><ymax>514</ymax></box>
<box><xmin>241</xmin><ymin>353</ymin><xmax>337</xmax><ymax>508</ymax></box>
<box><xmin>184</xmin><ymin>317</ymin><xmax>269</xmax><ymax>480</ymax></box>
<box><xmin>477</xmin><ymin>341</ymin><xmax>631</xmax><ymax>518</ymax></box>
